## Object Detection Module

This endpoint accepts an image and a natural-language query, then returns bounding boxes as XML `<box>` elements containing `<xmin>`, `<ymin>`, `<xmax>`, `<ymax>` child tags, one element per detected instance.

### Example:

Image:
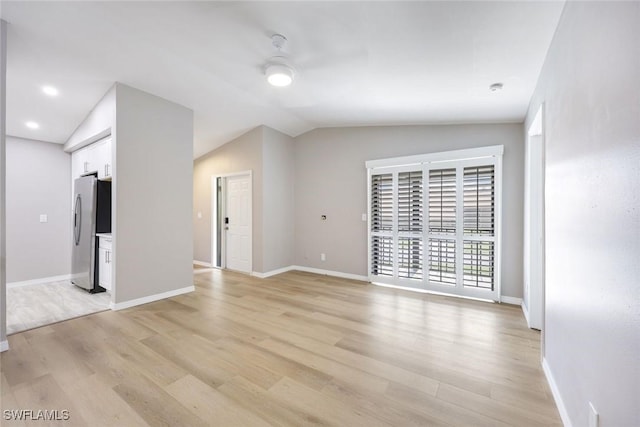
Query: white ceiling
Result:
<box><xmin>2</xmin><ymin>1</ymin><xmax>565</xmax><ymax>158</ymax></box>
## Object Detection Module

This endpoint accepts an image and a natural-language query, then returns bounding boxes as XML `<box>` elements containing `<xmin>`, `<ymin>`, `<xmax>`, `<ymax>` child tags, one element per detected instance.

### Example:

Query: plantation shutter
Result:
<box><xmin>428</xmin><ymin>169</ymin><xmax>456</xmax><ymax>234</ymax></box>
<box><xmin>463</xmin><ymin>166</ymin><xmax>496</xmax><ymax>290</ymax></box>
<box><xmin>367</xmin><ymin>145</ymin><xmax>502</xmax><ymax>301</ymax></box>
<box><xmin>370</xmin><ymin>174</ymin><xmax>393</xmax><ymax>276</ymax></box>
<box><xmin>428</xmin><ymin>168</ymin><xmax>457</xmax><ymax>286</ymax></box>
<box><xmin>397</xmin><ymin>171</ymin><xmax>423</xmax><ymax>280</ymax></box>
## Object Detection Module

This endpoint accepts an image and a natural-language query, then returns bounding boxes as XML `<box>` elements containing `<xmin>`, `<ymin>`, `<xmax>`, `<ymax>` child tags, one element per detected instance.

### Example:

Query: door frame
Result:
<box><xmin>211</xmin><ymin>171</ymin><xmax>252</xmax><ymax>273</ymax></box>
<box><xmin>524</xmin><ymin>105</ymin><xmax>545</xmax><ymax>336</ymax></box>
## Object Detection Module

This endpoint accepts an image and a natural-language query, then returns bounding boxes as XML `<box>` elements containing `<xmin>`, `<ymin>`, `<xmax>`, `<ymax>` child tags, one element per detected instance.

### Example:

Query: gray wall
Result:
<box><xmin>193</xmin><ymin>126</ymin><xmax>264</xmax><ymax>271</ymax></box>
<box><xmin>294</xmin><ymin>124</ymin><xmax>525</xmax><ymax>298</ymax></box>
<box><xmin>6</xmin><ymin>137</ymin><xmax>71</xmax><ymax>283</ymax></box>
<box><xmin>525</xmin><ymin>2</ymin><xmax>639</xmax><ymax>426</ymax></box>
<box><xmin>114</xmin><ymin>84</ymin><xmax>194</xmax><ymax>303</ymax></box>
<box><xmin>262</xmin><ymin>127</ymin><xmax>295</xmax><ymax>272</ymax></box>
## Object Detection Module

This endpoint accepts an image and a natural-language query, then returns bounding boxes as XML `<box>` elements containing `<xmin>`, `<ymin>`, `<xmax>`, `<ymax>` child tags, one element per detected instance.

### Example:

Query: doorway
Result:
<box><xmin>524</xmin><ymin>106</ymin><xmax>545</xmax><ymax>331</ymax></box>
<box><xmin>211</xmin><ymin>172</ymin><xmax>252</xmax><ymax>274</ymax></box>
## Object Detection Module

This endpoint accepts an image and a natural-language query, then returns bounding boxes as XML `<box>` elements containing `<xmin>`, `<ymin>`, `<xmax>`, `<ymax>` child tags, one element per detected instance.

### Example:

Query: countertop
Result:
<box><xmin>96</xmin><ymin>233</ymin><xmax>112</xmax><ymax>239</ymax></box>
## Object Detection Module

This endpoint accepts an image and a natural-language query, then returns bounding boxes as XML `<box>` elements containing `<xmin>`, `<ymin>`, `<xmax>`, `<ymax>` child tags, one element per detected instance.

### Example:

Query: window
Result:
<box><xmin>367</xmin><ymin>146</ymin><xmax>503</xmax><ymax>301</ymax></box>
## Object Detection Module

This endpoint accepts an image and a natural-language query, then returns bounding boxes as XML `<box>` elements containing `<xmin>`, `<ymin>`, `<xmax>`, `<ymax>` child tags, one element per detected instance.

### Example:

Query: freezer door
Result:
<box><xmin>71</xmin><ymin>176</ymin><xmax>97</xmax><ymax>290</ymax></box>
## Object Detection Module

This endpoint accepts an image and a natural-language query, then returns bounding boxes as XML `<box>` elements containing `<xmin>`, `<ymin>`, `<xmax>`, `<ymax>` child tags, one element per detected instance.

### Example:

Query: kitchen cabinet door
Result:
<box><xmin>72</xmin><ymin>147</ymin><xmax>91</xmax><ymax>179</ymax></box>
<box><xmin>95</xmin><ymin>138</ymin><xmax>113</xmax><ymax>179</ymax></box>
<box><xmin>98</xmin><ymin>238</ymin><xmax>112</xmax><ymax>291</ymax></box>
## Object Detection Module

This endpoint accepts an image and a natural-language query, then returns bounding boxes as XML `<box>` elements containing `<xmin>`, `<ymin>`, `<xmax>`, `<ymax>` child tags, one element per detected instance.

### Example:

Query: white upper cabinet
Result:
<box><xmin>95</xmin><ymin>137</ymin><xmax>112</xmax><ymax>179</ymax></box>
<box><xmin>71</xmin><ymin>146</ymin><xmax>89</xmax><ymax>180</ymax></box>
<box><xmin>71</xmin><ymin>137</ymin><xmax>112</xmax><ymax>180</ymax></box>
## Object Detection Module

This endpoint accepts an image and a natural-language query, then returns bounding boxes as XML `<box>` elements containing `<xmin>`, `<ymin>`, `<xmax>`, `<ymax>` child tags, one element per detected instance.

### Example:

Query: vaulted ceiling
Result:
<box><xmin>2</xmin><ymin>1</ymin><xmax>565</xmax><ymax>158</ymax></box>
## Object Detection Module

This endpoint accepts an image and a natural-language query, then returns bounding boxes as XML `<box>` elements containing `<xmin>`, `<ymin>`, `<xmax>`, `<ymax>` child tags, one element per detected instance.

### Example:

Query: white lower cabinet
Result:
<box><xmin>98</xmin><ymin>236</ymin><xmax>112</xmax><ymax>291</ymax></box>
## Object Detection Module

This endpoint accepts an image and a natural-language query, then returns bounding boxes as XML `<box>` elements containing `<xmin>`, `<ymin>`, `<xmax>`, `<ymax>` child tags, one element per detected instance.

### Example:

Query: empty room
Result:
<box><xmin>0</xmin><ymin>1</ymin><xmax>638</xmax><ymax>426</ymax></box>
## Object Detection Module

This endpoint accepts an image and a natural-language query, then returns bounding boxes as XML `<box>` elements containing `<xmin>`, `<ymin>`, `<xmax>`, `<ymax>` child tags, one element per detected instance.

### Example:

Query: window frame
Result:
<box><xmin>366</xmin><ymin>145</ymin><xmax>503</xmax><ymax>302</ymax></box>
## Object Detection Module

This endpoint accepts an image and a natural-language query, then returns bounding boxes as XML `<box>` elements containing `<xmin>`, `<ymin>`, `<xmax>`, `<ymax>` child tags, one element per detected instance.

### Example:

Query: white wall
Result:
<box><xmin>262</xmin><ymin>127</ymin><xmax>295</xmax><ymax>273</ymax></box>
<box><xmin>6</xmin><ymin>137</ymin><xmax>71</xmax><ymax>283</ymax></box>
<box><xmin>294</xmin><ymin>124</ymin><xmax>525</xmax><ymax>298</ymax></box>
<box><xmin>193</xmin><ymin>126</ymin><xmax>264</xmax><ymax>270</ymax></box>
<box><xmin>114</xmin><ymin>84</ymin><xmax>194</xmax><ymax>304</ymax></box>
<box><xmin>64</xmin><ymin>85</ymin><xmax>115</xmax><ymax>152</ymax></box>
<box><xmin>0</xmin><ymin>19</ymin><xmax>7</xmax><ymax>347</ymax></box>
<box><xmin>64</xmin><ymin>82</ymin><xmax>194</xmax><ymax>306</ymax></box>
<box><xmin>525</xmin><ymin>2</ymin><xmax>640</xmax><ymax>426</ymax></box>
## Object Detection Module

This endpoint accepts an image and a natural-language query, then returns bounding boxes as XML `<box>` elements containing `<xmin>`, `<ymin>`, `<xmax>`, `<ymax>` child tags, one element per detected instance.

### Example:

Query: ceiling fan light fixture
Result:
<box><xmin>265</xmin><ymin>63</ymin><xmax>294</xmax><ymax>87</ymax></box>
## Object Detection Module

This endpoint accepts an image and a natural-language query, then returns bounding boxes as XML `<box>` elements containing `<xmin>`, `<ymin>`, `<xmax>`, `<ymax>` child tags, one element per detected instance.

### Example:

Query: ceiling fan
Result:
<box><xmin>264</xmin><ymin>34</ymin><xmax>296</xmax><ymax>87</ymax></box>
<box><xmin>261</xmin><ymin>32</ymin><xmax>369</xmax><ymax>108</ymax></box>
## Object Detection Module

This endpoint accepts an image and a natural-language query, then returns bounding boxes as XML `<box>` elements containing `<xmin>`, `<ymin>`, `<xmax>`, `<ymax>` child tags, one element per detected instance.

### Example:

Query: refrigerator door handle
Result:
<box><xmin>74</xmin><ymin>194</ymin><xmax>82</xmax><ymax>245</ymax></box>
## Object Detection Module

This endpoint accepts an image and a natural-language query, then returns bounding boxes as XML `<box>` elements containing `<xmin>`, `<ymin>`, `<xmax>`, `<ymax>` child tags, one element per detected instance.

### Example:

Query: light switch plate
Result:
<box><xmin>361</xmin><ymin>213</ymin><xmax>367</xmax><ymax>221</ymax></box>
<box><xmin>197</xmin><ymin>212</ymin><xmax>202</xmax><ymax>219</ymax></box>
<box><xmin>39</xmin><ymin>214</ymin><xmax>48</xmax><ymax>223</ymax></box>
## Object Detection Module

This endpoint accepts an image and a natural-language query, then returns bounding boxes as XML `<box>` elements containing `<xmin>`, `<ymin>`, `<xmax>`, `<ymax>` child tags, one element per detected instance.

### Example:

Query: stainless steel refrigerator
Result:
<box><xmin>71</xmin><ymin>175</ymin><xmax>111</xmax><ymax>292</ymax></box>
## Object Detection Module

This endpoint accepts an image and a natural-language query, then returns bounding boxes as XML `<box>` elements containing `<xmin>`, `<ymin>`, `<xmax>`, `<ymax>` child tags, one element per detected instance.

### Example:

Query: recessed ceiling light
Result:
<box><xmin>42</xmin><ymin>85</ymin><xmax>59</xmax><ymax>96</ymax></box>
<box><xmin>489</xmin><ymin>82</ymin><xmax>504</xmax><ymax>92</ymax></box>
<box><xmin>25</xmin><ymin>121</ymin><xmax>40</xmax><ymax>129</ymax></box>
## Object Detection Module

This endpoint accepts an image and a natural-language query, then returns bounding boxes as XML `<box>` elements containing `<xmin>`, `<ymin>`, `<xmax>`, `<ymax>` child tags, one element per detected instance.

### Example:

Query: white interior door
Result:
<box><xmin>524</xmin><ymin>108</ymin><xmax>544</xmax><ymax>330</ymax></box>
<box><xmin>225</xmin><ymin>174</ymin><xmax>251</xmax><ymax>273</ymax></box>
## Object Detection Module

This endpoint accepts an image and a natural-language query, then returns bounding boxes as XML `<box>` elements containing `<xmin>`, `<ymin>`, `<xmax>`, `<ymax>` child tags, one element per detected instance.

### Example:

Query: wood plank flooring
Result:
<box><xmin>0</xmin><ymin>270</ymin><xmax>561</xmax><ymax>426</ymax></box>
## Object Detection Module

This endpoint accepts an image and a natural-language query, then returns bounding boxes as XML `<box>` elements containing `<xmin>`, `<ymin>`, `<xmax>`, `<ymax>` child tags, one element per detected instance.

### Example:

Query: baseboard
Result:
<box><xmin>500</xmin><ymin>296</ymin><xmax>523</xmax><ymax>305</ymax></box>
<box><xmin>521</xmin><ymin>301</ymin><xmax>531</xmax><ymax>325</ymax></box>
<box><xmin>7</xmin><ymin>274</ymin><xmax>71</xmax><ymax>288</ymax></box>
<box><xmin>193</xmin><ymin>260</ymin><xmax>212</xmax><ymax>268</ymax></box>
<box><xmin>291</xmin><ymin>265</ymin><xmax>368</xmax><ymax>282</ymax></box>
<box><xmin>0</xmin><ymin>340</ymin><xmax>8</xmax><ymax>352</ymax></box>
<box><xmin>542</xmin><ymin>357</ymin><xmax>573</xmax><ymax>427</ymax></box>
<box><xmin>110</xmin><ymin>285</ymin><xmax>195</xmax><ymax>311</ymax></box>
<box><xmin>193</xmin><ymin>267</ymin><xmax>216</xmax><ymax>275</ymax></box>
<box><xmin>252</xmin><ymin>266</ymin><xmax>295</xmax><ymax>279</ymax></box>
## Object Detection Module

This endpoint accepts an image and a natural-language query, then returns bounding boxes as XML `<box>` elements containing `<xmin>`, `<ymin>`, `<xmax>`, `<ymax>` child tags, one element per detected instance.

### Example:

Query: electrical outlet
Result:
<box><xmin>361</xmin><ymin>213</ymin><xmax>367</xmax><ymax>221</ymax></box>
<box><xmin>321</xmin><ymin>253</ymin><xmax>326</xmax><ymax>262</ymax></box>
<box><xmin>588</xmin><ymin>402</ymin><xmax>599</xmax><ymax>427</ymax></box>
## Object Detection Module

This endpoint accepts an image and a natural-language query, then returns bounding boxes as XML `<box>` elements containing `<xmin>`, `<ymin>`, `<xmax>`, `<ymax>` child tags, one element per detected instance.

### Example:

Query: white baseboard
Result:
<box><xmin>7</xmin><ymin>274</ymin><xmax>71</xmax><ymax>288</ymax></box>
<box><xmin>500</xmin><ymin>296</ymin><xmax>523</xmax><ymax>305</ymax></box>
<box><xmin>193</xmin><ymin>260</ymin><xmax>212</xmax><ymax>268</ymax></box>
<box><xmin>521</xmin><ymin>301</ymin><xmax>531</xmax><ymax>326</ymax></box>
<box><xmin>252</xmin><ymin>266</ymin><xmax>295</xmax><ymax>279</ymax></box>
<box><xmin>291</xmin><ymin>265</ymin><xmax>368</xmax><ymax>282</ymax></box>
<box><xmin>542</xmin><ymin>357</ymin><xmax>573</xmax><ymax>427</ymax></box>
<box><xmin>249</xmin><ymin>265</ymin><xmax>367</xmax><ymax>282</ymax></box>
<box><xmin>0</xmin><ymin>340</ymin><xmax>8</xmax><ymax>352</ymax></box>
<box><xmin>110</xmin><ymin>285</ymin><xmax>195</xmax><ymax>311</ymax></box>
<box><xmin>194</xmin><ymin>267</ymin><xmax>217</xmax><ymax>275</ymax></box>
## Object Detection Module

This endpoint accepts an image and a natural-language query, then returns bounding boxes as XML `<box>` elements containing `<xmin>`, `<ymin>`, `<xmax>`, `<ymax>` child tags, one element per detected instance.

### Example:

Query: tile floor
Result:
<box><xmin>6</xmin><ymin>280</ymin><xmax>110</xmax><ymax>335</ymax></box>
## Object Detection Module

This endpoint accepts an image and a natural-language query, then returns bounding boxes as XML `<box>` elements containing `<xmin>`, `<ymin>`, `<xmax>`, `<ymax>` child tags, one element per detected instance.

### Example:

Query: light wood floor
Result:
<box><xmin>1</xmin><ymin>270</ymin><xmax>561</xmax><ymax>426</ymax></box>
